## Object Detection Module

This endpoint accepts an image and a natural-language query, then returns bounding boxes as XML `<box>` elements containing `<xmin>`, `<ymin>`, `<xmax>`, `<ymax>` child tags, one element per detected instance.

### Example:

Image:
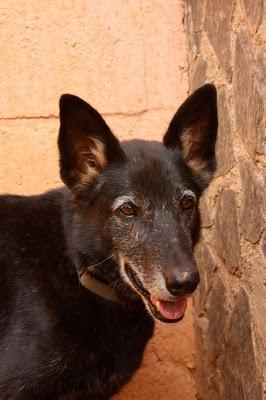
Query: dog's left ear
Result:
<box><xmin>163</xmin><ymin>84</ymin><xmax>218</xmax><ymax>190</ymax></box>
<box><xmin>58</xmin><ymin>94</ymin><xmax>126</xmax><ymax>190</ymax></box>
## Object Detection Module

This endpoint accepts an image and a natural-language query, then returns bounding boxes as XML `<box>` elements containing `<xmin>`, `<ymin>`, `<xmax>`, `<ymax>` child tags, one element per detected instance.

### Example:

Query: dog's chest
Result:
<box><xmin>49</xmin><ymin>306</ymin><xmax>154</xmax><ymax>398</ymax></box>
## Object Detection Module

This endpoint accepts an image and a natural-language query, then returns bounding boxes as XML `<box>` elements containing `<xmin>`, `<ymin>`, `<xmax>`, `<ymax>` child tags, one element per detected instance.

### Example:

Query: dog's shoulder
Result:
<box><xmin>0</xmin><ymin>188</ymin><xmax>69</xmax><ymax>289</ymax></box>
<box><xmin>0</xmin><ymin>188</ymin><xmax>65</xmax><ymax>238</ymax></box>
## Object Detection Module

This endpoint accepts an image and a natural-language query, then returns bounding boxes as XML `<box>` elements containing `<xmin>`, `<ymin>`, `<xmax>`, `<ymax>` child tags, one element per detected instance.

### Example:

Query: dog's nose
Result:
<box><xmin>165</xmin><ymin>270</ymin><xmax>200</xmax><ymax>296</ymax></box>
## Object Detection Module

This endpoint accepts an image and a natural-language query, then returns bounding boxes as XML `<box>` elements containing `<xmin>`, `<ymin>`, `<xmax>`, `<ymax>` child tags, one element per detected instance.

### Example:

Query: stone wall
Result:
<box><xmin>185</xmin><ymin>0</ymin><xmax>265</xmax><ymax>399</ymax></box>
<box><xmin>0</xmin><ymin>2</ymin><xmax>197</xmax><ymax>399</ymax></box>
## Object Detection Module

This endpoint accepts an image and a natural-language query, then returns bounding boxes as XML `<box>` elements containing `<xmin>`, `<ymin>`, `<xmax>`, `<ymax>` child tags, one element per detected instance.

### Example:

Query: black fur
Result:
<box><xmin>0</xmin><ymin>84</ymin><xmax>217</xmax><ymax>399</ymax></box>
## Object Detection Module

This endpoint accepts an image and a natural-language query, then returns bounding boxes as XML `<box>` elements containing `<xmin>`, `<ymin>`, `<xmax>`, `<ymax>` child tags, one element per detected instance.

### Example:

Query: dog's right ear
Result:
<box><xmin>58</xmin><ymin>95</ymin><xmax>126</xmax><ymax>190</ymax></box>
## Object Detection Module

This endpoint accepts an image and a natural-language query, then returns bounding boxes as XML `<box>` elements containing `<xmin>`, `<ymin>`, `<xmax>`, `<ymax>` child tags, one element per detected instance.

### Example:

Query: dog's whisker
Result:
<box><xmin>85</xmin><ymin>254</ymin><xmax>113</xmax><ymax>270</ymax></box>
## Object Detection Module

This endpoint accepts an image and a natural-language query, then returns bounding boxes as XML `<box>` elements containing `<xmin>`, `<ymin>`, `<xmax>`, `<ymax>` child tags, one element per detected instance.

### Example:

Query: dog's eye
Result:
<box><xmin>119</xmin><ymin>203</ymin><xmax>137</xmax><ymax>217</ymax></box>
<box><xmin>181</xmin><ymin>195</ymin><xmax>195</xmax><ymax>210</ymax></box>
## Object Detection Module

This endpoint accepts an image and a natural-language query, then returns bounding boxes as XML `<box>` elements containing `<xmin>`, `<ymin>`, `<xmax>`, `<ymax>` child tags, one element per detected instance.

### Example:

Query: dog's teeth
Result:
<box><xmin>156</xmin><ymin>301</ymin><xmax>160</xmax><ymax>309</ymax></box>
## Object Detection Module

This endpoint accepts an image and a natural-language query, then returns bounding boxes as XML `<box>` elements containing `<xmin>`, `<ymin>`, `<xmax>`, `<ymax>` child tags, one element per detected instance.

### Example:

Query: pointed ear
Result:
<box><xmin>58</xmin><ymin>95</ymin><xmax>126</xmax><ymax>190</ymax></box>
<box><xmin>163</xmin><ymin>84</ymin><xmax>218</xmax><ymax>190</ymax></box>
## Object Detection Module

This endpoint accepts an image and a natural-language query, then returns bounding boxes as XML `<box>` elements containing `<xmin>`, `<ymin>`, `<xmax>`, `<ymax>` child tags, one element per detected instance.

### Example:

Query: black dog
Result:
<box><xmin>0</xmin><ymin>84</ymin><xmax>217</xmax><ymax>399</ymax></box>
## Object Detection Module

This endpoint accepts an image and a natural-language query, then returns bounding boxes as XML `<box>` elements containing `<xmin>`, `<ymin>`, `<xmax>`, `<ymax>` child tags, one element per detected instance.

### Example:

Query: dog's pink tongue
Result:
<box><xmin>150</xmin><ymin>295</ymin><xmax>188</xmax><ymax>320</ymax></box>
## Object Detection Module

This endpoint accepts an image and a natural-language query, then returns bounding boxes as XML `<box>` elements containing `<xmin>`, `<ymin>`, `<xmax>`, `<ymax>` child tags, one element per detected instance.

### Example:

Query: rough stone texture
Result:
<box><xmin>0</xmin><ymin>2</ymin><xmax>198</xmax><ymax>400</ymax></box>
<box><xmin>190</xmin><ymin>55</ymin><xmax>207</xmax><ymax>91</ymax></box>
<box><xmin>204</xmin><ymin>0</ymin><xmax>234</xmax><ymax>80</ymax></box>
<box><xmin>205</xmin><ymin>278</ymin><xmax>228</xmax><ymax>359</ymax></box>
<box><xmin>215</xmin><ymin>189</ymin><xmax>242</xmax><ymax>276</ymax></box>
<box><xmin>240</xmin><ymin>160</ymin><xmax>265</xmax><ymax>244</ymax></box>
<box><xmin>186</xmin><ymin>0</ymin><xmax>265</xmax><ymax>398</ymax></box>
<box><xmin>218</xmin><ymin>289</ymin><xmax>263</xmax><ymax>400</ymax></box>
<box><xmin>186</xmin><ymin>0</ymin><xmax>206</xmax><ymax>58</ymax></box>
<box><xmin>234</xmin><ymin>31</ymin><xmax>265</xmax><ymax>158</ymax></box>
<box><xmin>216</xmin><ymin>90</ymin><xmax>235</xmax><ymax>176</ymax></box>
<box><xmin>194</xmin><ymin>277</ymin><xmax>229</xmax><ymax>399</ymax></box>
<box><xmin>242</xmin><ymin>0</ymin><xmax>264</xmax><ymax>33</ymax></box>
<box><xmin>193</xmin><ymin>242</ymin><xmax>217</xmax><ymax>316</ymax></box>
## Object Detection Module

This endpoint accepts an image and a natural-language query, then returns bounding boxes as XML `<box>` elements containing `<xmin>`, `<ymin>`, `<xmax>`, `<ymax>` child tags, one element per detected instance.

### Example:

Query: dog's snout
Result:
<box><xmin>165</xmin><ymin>269</ymin><xmax>200</xmax><ymax>296</ymax></box>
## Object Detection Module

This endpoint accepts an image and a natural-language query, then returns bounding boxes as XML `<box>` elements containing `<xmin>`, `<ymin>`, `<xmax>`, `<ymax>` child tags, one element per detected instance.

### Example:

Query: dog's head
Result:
<box><xmin>58</xmin><ymin>85</ymin><xmax>217</xmax><ymax>323</ymax></box>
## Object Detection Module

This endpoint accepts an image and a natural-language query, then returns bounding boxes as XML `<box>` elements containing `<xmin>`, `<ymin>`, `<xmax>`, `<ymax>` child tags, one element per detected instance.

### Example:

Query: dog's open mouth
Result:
<box><xmin>125</xmin><ymin>265</ymin><xmax>188</xmax><ymax>323</ymax></box>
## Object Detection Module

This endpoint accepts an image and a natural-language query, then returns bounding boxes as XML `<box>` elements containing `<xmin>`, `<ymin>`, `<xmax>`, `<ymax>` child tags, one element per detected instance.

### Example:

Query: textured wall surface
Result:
<box><xmin>0</xmin><ymin>1</ymin><xmax>197</xmax><ymax>399</ymax></box>
<box><xmin>186</xmin><ymin>0</ymin><xmax>265</xmax><ymax>399</ymax></box>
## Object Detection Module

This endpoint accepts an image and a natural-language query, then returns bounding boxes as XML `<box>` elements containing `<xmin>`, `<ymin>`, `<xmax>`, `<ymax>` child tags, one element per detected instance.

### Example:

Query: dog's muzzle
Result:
<box><xmin>124</xmin><ymin>264</ymin><xmax>196</xmax><ymax>323</ymax></box>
